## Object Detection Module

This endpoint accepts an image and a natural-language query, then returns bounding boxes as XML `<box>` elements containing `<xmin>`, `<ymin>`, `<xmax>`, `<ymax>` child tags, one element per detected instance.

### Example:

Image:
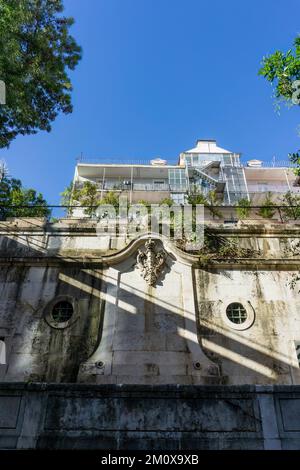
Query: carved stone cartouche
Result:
<box><xmin>136</xmin><ymin>239</ymin><xmax>166</xmax><ymax>286</ymax></box>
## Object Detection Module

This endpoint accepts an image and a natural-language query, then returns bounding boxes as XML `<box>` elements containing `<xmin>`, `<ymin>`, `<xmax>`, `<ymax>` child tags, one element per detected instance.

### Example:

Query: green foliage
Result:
<box><xmin>159</xmin><ymin>197</ymin><xmax>174</xmax><ymax>207</ymax></box>
<box><xmin>259</xmin><ymin>37</ymin><xmax>300</xmax><ymax>172</ymax></box>
<box><xmin>68</xmin><ymin>183</ymin><xmax>122</xmax><ymax>217</ymax></box>
<box><xmin>289</xmin><ymin>151</ymin><xmax>300</xmax><ymax>176</ymax></box>
<box><xmin>257</xmin><ymin>192</ymin><xmax>276</xmax><ymax>219</ymax></box>
<box><xmin>137</xmin><ymin>199</ymin><xmax>150</xmax><ymax>207</ymax></box>
<box><xmin>60</xmin><ymin>181</ymin><xmax>74</xmax><ymax>214</ymax></box>
<box><xmin>60</xmin><ymin>181</ymin><xmax>73</xmax><ymax>206</ymax></box>
<box><xmin>206</xmin><ymin>190</ymin><xmax>222</xmax><ymax>218</ymax></box>
<box><xmin>259</xmin><ymin>36</ymin><xmax>300</xmax><ymax>105</ymax></box>
<box><xmin>100</xmin><ymin>190</ymin><xmax>120</xmax><ymax>207</ymax></box>
<box><xmin>72</xmin><ymin>181</ymin><xmax>100</xmax><ymax>216</ymax></box>
<box><xmin>187</xmin><ymin>189</ymin><xmax>207</xmax><ymax>205</ymax></box>
<box><xmin>187</xmin><ymin>189</ymin><xmax>222</xmax><ymax>218</ymax></box>
<box><xmin>0</xmin><ymin>175</ymin><xmax>50</xmax><ymax>219</ymax></box>
<box><xmin>0</xmin><ymin>0</ymin><xmax>81</xmax><ymax>148</ymax></box>
<box><xmin>236</xmin><ymin>198</ymin><xmax>251</xmax><ymax>219</ymax></box>
<box><xmin>280</xmin><ymin>191</ymin><xmax>300</xmax><ymax>220</ymax></box>
<box><xmin>176</xmin><ymin>227</ymin><xmax>260</xmax><ymax>264</ymax></box>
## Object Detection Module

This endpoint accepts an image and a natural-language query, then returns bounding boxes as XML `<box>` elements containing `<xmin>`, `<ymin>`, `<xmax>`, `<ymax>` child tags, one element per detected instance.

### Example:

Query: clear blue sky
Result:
<box><xmin>1</xmin><ymin>0</ymin><xmax>300</xmax><ymax>207</ymax></box>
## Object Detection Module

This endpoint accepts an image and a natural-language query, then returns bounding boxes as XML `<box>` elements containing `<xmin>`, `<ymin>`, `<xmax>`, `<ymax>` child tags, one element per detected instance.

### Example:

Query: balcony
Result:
<box><xmin>95</xmin><ymin>182</ymin><xmax>186</xmax><ymax>192</ymax></box>
<box><xmin>133</xmin><ymin>183</ymin><xmax>170</xmax><ymax>191</ymax></box>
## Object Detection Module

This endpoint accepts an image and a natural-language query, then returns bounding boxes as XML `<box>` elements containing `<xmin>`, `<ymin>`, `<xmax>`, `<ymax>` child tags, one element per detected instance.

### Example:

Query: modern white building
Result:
<box><xmin>73</xmin><ymin>139</ymin><xmax>300</xmax><ymax>209</ymax></box>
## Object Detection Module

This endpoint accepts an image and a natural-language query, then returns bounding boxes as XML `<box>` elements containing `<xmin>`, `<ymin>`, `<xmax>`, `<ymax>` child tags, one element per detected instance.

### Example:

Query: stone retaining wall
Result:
<box><xmin>0</xmin><ymin>383</ymin><xmax>300</xmax><ymax>450</ymax></box>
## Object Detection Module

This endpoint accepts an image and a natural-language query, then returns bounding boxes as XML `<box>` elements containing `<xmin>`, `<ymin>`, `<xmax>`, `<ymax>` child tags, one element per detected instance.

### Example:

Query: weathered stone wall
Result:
<box><xmin>1</xmin><ymin>383</ymin><xmax>300</xmax><ymax>450</ymax></box>
<box><xmin>0</xmin><ymin>218</ymin><xmax>300</xmax><ymax>385</ymax></box>
<box><xmin>0</xmin><ymin>264</ymin><xmax>102</xmax><ymax>383</ymax></box>
<box><xmin>197</xmin><ymin>268</ymin><xmax>300</xmax><ymax>384</ymax></box>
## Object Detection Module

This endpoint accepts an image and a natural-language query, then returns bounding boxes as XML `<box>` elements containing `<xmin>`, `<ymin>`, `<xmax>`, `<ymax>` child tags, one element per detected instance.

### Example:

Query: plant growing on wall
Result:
<box><xmin>137</xmin><ymin>199</ymin><xmax>149</xmax><ymax>206</ymax></box>
<box><xmin>236</xmin><ymin>198</ymin><xmax>251</xmax><ymax>219</ymax></box>
<box><xmin>280</xmin><ymin>191</ymin><xmax>300</xmax><ymax>220</ymax></box>
<box><xmin>159</xmin><ymin>197</ymin><xmax>174</xmax><ymax>207</ymax></box>
<box><xmin>288</xmin><ymin>272</ymin><xmax>300</xmax><ymax>292</ymax></box>
<box><xmin>176</xmin><ymin>226</ymin><xmax>260</xmax><ymax>265</ymax></box>
<box><xmin>257</xmin><ymin>192</ymin><xmax>276</xmax><ymax>219</ymax></box>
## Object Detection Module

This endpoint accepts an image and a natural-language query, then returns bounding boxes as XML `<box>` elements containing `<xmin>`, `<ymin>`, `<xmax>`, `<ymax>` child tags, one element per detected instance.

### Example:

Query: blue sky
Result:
<box><xmin>1</xmin><ymin>0</ymin><xmax>300</xmax><ymax>208</ymax></box>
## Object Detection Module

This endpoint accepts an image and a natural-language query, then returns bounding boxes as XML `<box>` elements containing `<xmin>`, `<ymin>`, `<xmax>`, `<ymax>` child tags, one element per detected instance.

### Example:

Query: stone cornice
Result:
<box><xmin>0</xmin><ymin>255</ymin><xmax>299</xmax><ymax>270</ymax></box>
<box><xmin>0</xmin><ymin>220</ymin><xmax>300</xmax><ymax>236</ymax></box>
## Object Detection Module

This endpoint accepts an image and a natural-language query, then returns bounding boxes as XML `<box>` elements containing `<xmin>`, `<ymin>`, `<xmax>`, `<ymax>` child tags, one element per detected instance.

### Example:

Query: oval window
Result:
<box><xmin>226</xmin><ymin>303</ymin><xmax>247</xmax><ymax>325</ymax></box>
<box><xmin>52</xmin><ymin>301</ymin><xmax>73</xmax><ymax>323</ymax></box>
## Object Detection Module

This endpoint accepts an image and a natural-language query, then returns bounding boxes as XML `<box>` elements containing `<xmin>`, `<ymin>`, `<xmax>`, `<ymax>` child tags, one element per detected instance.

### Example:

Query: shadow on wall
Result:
<box><xmin>0</xmin><ymin>232</ymin><xmax>299</xmax><ymax>384</ymax></box>
<box><xmin>57</xmin><ymin>266</ymin><xmax>300</xmax><ymax>384</ymax></box>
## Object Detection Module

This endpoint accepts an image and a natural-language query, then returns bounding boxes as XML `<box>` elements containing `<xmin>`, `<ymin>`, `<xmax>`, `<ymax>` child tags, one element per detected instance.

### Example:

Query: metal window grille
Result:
<box><xmin>52</xmin><ymin>301</ymin><xmax>73</xmax><ymax>323</ymax></box>
<box><xmin>226</xmin><ymin>303</ymin><xmax>247</xmax><ymax>324</ymax></box>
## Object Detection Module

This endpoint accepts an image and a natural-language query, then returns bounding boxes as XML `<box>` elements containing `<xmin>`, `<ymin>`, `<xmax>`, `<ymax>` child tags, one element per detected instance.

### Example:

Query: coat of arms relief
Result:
<box><xmin>136</xmin><ymin>239</ymin><xmax>166</xmax><ymax>286</ymax></box>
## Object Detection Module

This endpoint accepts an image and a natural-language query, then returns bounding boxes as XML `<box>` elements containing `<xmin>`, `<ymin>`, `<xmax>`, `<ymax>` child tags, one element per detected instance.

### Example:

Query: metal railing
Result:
<box><xmin>77</xmin><ymin>156</ymin><xmax>177</xmax><ymax>165</ymax></box>
<box><xmin>1</xmin><ymin>202</ymin><xmax>300</xmax><ymax>225</ymax></box>
<box><xmin>76</xmin><ymin>181</ymin><xmax>187</xmax><ymax>192</ymax></box>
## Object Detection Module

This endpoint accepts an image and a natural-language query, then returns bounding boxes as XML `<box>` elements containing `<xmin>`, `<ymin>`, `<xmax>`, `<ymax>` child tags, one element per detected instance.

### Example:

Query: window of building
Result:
<box><xmin>44</xmin><ymin>296</ymin><xmax>78</xmax><ymax>329</ymax></box>
<box><xmin>52</xmin><ymin>301</ymin><xmax>74</xmax><ymax>323</ymax></box>
<box><xmin>185</xmin><ymin>156</ymin><xmax>191</xmax><ymax>166</ymax></box>
<box><xmin>226</xmin><ymin>303</ymin><xmax>247</xmax><ymax>324</ymax></box>
<box><xmin>171</xmin><ymin>193</ymin><xmax>185</xmax><ymax>205</ymax></box>
<box><xmin>168</xmin><ymin>169</ymin><xmax>187</xmax><ymax>191</ymax></box>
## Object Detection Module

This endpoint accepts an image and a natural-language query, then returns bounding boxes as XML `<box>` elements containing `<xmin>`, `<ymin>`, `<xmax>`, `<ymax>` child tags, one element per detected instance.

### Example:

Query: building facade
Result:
<box><xmin>73</xmin><ymin>139</ymin><xmax>300</xmax><ymax>214</ymax></box>
<box><xmin>1</xmin><ymin>140</ymin><xmax>300</xmax><ymax>449</ymax></box>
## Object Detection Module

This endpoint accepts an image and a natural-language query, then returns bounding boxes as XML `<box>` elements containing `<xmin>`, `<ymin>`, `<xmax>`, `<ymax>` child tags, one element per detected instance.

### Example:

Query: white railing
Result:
<box><xmin>133</xmin><ymin>183</ymin><xmax>169</xmax><ymax>191</ymax></box>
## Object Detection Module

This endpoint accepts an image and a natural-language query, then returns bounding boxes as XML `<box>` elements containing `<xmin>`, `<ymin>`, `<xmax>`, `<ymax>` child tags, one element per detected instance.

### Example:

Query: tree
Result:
<box><xmin>60</xmin><ymin>181</ymin><xmax>74</xmax><ymax>214</ymax></box>
<box><xmin>0</xmin><ymin>175</ymin><xmax>50</xmax><ymax>219</ymax></box>
<box><xmin>65</xmin><ymin>182</ymin><xmax>121</xmax><ymax>217</ymax></box>
<box><xmin>259</xmin><ymin>36</ymin><xmax>300</xmax><ymax>170</ymax></box>
<box><xmin>259</xmin><ymin>36</ymin><xmax>300</xmax><ymax>106</ymax></box>
<box><xmin>0</xmin><ymin>0</ymin><xmax>81</xmax><ymax>148</ymax></box>
<box><xmin>99</xmin><ymin>190</ymin><xmax>120</xmax><ymax>208</ymax></box>
<box><xmin>71</xmin><ymin>181</ymin><xmax>99</xmax><ymax>217</ymax></box>
<box><xmin>288</xmin><ymin>151</ymin><xmax>300</xmax><ymax>176</ymax></box>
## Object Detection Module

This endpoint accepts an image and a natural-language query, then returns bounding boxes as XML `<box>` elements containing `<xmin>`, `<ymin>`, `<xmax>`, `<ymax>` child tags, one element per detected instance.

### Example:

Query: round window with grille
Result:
<box><xmin>226</xmin><ymin>303</ymin><xmax>247</xmax><ymax>324</ymax></box>
<box><xmin>52</xmin><ymin>301</ymin><xmax>73</xmax><ymax>323</ymax></box>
